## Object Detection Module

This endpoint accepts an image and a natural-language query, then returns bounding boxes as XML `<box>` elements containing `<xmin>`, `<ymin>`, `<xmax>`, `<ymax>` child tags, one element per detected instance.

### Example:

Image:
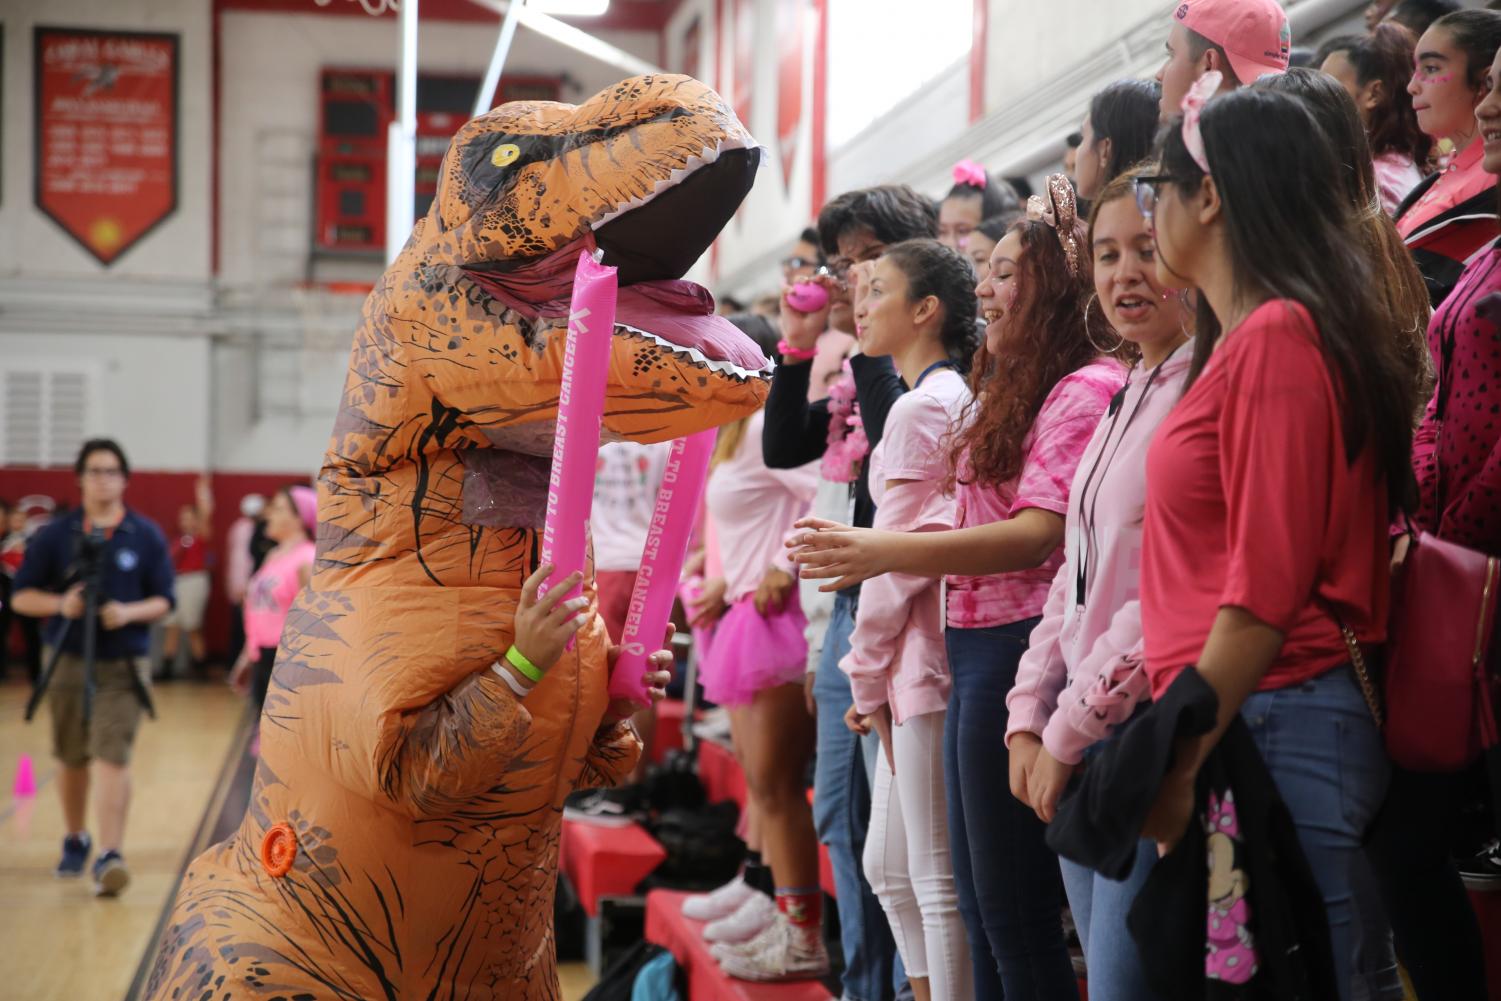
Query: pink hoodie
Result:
<box><xmin>841</xmin><ymin>367</ymin><xmax>970</xmax><ymax>724</ymax></box>
<box><xmin>1005</xmin><ymin>347</ymin><xmax>1191</xmax><ymax>764</ymax></box>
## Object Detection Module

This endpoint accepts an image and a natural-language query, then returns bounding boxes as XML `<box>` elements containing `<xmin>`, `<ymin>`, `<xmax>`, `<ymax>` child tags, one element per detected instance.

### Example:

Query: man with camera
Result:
<box><xmin>12</xmin><ymin>439</ymin><xmax>174</xmax><ymax>897</ymax></box>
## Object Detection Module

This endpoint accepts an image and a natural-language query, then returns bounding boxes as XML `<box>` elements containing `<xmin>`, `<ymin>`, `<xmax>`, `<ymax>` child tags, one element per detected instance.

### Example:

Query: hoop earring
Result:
<box><xmin>1083</xmin><ymin>293</ymin><xmax>1125</xmax><ymax>355</ymax></box>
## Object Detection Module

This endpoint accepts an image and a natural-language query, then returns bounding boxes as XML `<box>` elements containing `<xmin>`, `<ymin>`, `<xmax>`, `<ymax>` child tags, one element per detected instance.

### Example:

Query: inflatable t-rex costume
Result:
<box><xmin>146</xmin><ymin>75</ymin><xmax>768</xmax><ymax>1000</ymax></box>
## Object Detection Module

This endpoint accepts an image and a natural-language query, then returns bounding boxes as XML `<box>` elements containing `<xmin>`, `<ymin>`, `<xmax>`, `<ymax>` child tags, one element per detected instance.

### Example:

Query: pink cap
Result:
<box><xmin>287</xmin><ymin>485</ymin><xmax>318</xmax><ymax>537</ymax></box>
<box><xmin>1174</xmin><ymin>0</ymin><xmax>1290</xmax><ymax>85</ymax></box>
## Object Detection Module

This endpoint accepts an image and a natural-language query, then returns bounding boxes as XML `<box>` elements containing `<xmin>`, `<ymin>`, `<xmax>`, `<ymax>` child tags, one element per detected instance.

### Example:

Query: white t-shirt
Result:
<box><xmin>590</xmin><ymin>441</ymin><xmax>672</xmax><ymax>572</ymax></box>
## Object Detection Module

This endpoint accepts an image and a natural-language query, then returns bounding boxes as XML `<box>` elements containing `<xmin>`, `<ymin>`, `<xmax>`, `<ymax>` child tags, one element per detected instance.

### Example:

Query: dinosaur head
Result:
<box><xmin>372</xmin><ymin>74</ymin><xmax>771</xmax><ymax>452</ymax></box>
<box><xmin>430</xmin><ymin>74</ymin><xmax>763</xmax><ymax>288</ymax></box>
<box><xmin>327</xmin><ymin>75</ymin><xmax>773</xmax><ymax>545</ymax></box>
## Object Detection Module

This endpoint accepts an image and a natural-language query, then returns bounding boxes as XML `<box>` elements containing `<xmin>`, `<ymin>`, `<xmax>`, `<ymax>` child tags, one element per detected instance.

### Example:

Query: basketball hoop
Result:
<box><xmin>314</xmin><ymin>0</ymin><xmax>399</xmax><ymax>15</ymax></box>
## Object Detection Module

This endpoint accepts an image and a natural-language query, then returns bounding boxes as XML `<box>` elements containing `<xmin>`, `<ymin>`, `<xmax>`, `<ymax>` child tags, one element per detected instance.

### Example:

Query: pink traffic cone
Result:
<box><xmin>12</xmin><ymin>753</ymin><xmax>36</xmax><ymax>798</ymax></box>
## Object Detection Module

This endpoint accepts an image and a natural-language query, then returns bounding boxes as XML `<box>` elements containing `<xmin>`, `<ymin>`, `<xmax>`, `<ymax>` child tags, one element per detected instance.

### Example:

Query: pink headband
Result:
<box><xmin>287</xmin><ymin>485</ymin><xmax>318</xmax><ymax>537</ymax></box>
<box><xmin>1025</xmin><ymin>173</ymin><xmax>1081</xmax><ymax>276</ymax></box>
<box><xmin>952</xmin><ymin>159</ymin><xmax>987</xmax><ymax>189</ymax></box>
<box><xmin>1181</xmin><ymin>71</ymin><xmax>1222</xmax><ymax>175</ymax></box>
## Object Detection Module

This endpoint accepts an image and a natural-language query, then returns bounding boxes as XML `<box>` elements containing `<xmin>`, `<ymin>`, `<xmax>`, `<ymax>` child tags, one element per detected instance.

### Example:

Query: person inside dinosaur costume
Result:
<box><xmin>145</xmin><ymin>74</ymin><xmax>771</xmax><ymax>1000</ymax></box>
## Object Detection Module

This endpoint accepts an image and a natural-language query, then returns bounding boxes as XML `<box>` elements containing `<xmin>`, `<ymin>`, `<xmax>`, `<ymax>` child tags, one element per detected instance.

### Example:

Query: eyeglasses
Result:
<box><xmin>1133</xmin><ymin>175</ymin><xmax>1175</xmax><ymax>230</ymax></box>
<box><xmin>781</xmin><ymin>255</ymin><xmax>820</xmax><ymax>271</ymax></box>
<box><xmin>823</xmin><ymin>244</ymin><xmax>886</xmax><ymax>284</ymax></box>
<box><xmin>82</xmin><ymin>467</ymin><xmax>124</xmax><ymax>479</ymax></box>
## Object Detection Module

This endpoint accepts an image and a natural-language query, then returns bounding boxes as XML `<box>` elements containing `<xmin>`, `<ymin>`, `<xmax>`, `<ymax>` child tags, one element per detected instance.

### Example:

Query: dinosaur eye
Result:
<box><xmin>491</xmin><ymin>143</ymin><xmax>521</xmax><ymax>167</ymax></box>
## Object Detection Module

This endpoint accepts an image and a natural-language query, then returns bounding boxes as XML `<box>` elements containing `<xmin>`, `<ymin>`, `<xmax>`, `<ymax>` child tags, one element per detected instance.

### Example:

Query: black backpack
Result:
<box><xmin>641</xmin><ymin>799</ymin><xmax>745</xmax><ymax>892</ymax></box>
<box><xmin>640</xmin><ymin>748</ymin><xmax>707</xmax><ymax>814</ymax></box>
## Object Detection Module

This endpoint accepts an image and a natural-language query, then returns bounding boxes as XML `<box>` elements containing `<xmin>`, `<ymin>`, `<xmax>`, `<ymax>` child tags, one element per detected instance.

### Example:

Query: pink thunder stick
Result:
<box><xmin>608</xmin><ymin>428</ymin><xmax>717</xmax><ymax>703</ymax></box>
<box><xmin>539</xmin><ymin>250</ymin><xmax>618</xmax><ymax>607</ymax></box>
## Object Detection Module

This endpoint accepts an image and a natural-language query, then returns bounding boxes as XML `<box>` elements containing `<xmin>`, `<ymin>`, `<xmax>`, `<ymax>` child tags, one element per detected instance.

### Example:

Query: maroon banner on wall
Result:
<box><xmin>34</xmin><ymin>27</ymin><xmax>179</xmax><ymax>266</ymax></box>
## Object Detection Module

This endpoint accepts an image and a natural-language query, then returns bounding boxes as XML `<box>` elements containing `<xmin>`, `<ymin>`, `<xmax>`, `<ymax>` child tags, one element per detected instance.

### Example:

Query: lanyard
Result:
<box><xmin>913</xmin><ymin>360</ymin><xmax>955</xmax><ymax>390</ymax></box>
<box><xmin>1073</xmin><ymin>344</ymin><xmax>1182</xmax><ymax>607</ymax></box>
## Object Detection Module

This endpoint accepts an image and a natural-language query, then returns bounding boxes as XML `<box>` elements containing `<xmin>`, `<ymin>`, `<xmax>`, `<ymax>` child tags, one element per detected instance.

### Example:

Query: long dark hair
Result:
<box><xmin>1088</xmin><ymin>79</ymin><xmax>1163</xmax><ymax>184</ymax></box>
<box><xmin>1159</xmin><ymin>88</ymin><xmax>1415</xmax><ymax>507</ymax></box>
<box><xmin>949</xmin><ymin>213</ymin><xmax>1110</xmax><ymax>488</ymax></box>
<box><xmin>1254</xmin><ymin>68</ymin><xmax>1432</xmax><ymax>408</ymax></box>
<box><xmin>881</xmin><ymin>239</ymin><xmax>982</xmax><ymax>375</ymax></box>
<box><xmin>1318</xmin><ymin>26</ymin><xmax>1431</xmax><ymax>164</ymax></box>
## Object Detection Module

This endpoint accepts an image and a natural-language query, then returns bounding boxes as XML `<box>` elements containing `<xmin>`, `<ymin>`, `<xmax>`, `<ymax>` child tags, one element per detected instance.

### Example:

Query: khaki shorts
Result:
<box><xmin>46</xmin><ymin>650</ymin><xmax>148</xmax><ymax>767</ymax></box>
<box><xmin>163</xmin><ymin>570</ymin><xmax>210</xmax><ymax>631</ymax></box>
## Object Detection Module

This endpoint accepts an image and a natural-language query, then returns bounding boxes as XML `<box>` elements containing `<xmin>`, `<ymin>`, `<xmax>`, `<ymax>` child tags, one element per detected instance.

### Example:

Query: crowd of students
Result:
<box><xmin>659</xmin><ymin>0</ymin><xmax>1501</xmax><ymax>998</ymax></box>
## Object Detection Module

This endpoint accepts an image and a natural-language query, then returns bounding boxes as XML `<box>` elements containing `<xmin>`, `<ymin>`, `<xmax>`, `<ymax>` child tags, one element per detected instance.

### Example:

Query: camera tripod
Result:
<box><xmin>24</xmin><ymin>527</ymin><xmax>155</xmax><ymax>723</ymax></box>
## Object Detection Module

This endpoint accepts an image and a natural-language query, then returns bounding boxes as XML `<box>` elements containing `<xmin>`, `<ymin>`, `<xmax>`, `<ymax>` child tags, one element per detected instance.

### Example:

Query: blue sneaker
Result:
<box><xmin>55</xmin><ymin>832</ymin><xmax>91</xmax><ymax>878</ymax></box>
<box><xmin>92</xmin><ymin>850</ymin><xmax>130</xmax><ymax>897</ymax></box>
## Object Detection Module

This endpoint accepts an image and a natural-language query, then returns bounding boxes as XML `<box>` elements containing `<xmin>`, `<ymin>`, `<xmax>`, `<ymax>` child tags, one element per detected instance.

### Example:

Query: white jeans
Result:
<box><xmin>863</xmin><ymin>710</ymin><xmax>971</xmax><ymax>1000</ymax></box>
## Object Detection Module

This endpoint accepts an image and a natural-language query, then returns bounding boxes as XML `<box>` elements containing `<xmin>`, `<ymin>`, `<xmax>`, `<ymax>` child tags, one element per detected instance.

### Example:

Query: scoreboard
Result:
<box><xmin>315</xmin><ymin>69</ymin><xmax>562</xmax><ymax>254</ymax></box>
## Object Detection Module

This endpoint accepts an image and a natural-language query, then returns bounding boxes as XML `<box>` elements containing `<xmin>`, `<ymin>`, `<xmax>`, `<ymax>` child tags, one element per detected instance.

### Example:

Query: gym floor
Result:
<box><xmin>0</xmin><ymin>680</ymin><xmax>597</xmax><ymax>999</ymax></box>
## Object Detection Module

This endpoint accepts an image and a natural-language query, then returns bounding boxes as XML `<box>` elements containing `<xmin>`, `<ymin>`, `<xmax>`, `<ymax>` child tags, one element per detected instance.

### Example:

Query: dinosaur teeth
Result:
<box><xmin>616</xmin><ymin>323</ymin><xmax>775</xmax><ymax>382</ymax></box>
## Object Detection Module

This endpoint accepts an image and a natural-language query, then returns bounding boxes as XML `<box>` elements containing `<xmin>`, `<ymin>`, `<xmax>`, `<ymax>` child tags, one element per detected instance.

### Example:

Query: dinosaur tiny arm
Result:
<box><xmin>374</xmin><ymin>669</ymin><xmax>534</xmax><ymax>817</ymax></box>
<box><xmin>576</xmin><ymin>720</ymin><xmax>643</xmax><ymax>792</ymax></box>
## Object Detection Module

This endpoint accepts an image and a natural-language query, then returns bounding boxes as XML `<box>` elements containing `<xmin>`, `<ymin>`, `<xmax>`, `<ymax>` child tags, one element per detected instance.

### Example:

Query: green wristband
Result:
<box><xmin>505</xmin><ymin>645</ymin><xmax>544</xmax><ymax>683</ymax></box>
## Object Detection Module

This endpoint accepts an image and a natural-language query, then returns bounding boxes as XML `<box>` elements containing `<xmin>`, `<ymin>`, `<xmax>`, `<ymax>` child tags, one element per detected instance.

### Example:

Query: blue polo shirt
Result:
<box><xmin>12</xmin><ymin>508</ymin><xmax>175</xmax><ymax>659</ymax></box>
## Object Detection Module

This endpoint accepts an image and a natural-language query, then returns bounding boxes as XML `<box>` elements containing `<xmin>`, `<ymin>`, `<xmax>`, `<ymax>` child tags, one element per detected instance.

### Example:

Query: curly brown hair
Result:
<box><xmin>949</xmin><ymin>215</ymin><xmax>1111</xmax><ymax>488</ymax></box>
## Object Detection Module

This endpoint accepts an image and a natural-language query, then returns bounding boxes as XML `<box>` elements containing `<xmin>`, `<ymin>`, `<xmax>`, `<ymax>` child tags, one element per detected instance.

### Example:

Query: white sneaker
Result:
<box><xmin>682</xmin><ymin>875</ymin><xmax>756</xmax><ymax>922</ymax></box>
<box><xmin>715</xmin><ymin>913</ymin><xmax>830</xmax><ymax>982</ymax></box>
<box><xmin>702</xmin><ymin>889</ymin><xmax>777</xmax><ymax>944</ymax></box>
<box><xmin>691</xmin><ymin>707</ymin><xmax>733</xmax><ymax>744</ymax></box>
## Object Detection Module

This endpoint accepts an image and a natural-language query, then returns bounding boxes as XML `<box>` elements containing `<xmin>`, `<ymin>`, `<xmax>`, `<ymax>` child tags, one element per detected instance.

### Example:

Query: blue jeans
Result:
<box><xmin>1241</xmin><ymin>666</ymin><xmax>1394</xmax><ymax>1001</ymax></box>
<box><xmin>945</xmin><ymin>619</ymin><xmax>1079</xmax><ymax>1001</ymax></box>
<box><xmin>814</xmin><ymin>592</ymin><xmax>900</xmax><ymax>1001</ymax></box>
<box><xmin>1058</xmin><ymin>729</ymin><xmax>1162</xmax><ymax>1001</ymax></box>
<box><xmin>1060</xmin><ymin>845</ymin><xmax>1161</xmax><ymax>1001</ymax></box>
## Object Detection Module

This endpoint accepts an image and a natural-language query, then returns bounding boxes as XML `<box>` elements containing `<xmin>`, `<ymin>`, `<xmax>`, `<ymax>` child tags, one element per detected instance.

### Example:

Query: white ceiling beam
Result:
<box><xmin>465</xmin><ymin>0</ymin><xmax>663</xmax><ymax>78</ymax></box>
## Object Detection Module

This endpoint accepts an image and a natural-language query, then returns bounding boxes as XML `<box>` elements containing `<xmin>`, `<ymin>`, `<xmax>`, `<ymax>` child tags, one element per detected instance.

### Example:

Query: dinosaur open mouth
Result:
<box><xmin>462</xmin><ymin>138</ymin><xmax>771</xmax><ymax>382</ymax></box>
<box><xmin>592</xmin><ymin>142</ymin><xmax>761</xmax><ymax>287</ymax></box>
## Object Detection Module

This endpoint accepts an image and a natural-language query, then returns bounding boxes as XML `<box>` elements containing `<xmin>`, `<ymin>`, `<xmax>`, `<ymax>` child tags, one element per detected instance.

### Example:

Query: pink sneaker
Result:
<box><xmin>702</xmin><ymin>890</ymin><xmax>777</xmax><ymax>944</ymax></box>
<box><xmin>682</xmin><ymin>875</ymin><xmax>755</xmax><ymax>922</ymax></box>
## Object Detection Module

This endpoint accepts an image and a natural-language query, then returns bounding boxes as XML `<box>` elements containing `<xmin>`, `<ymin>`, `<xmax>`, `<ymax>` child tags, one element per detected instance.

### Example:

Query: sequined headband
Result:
<box><xmin>1025</xmin><ymin>173</ymin><xmax>1081</xmax><ymax>276</ymax></box>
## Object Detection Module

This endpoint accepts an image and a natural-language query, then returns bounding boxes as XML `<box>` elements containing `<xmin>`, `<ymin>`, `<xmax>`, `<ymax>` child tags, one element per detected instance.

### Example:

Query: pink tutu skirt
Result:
<box><xmin>698</xmin><ymin>596</ymin><xmax>808</xmax><ymax>707</ymax></box>
<box><xmin>679</xmin><ymin>576</ymin><xmax>718</xmax><ymax>665</ymax></box>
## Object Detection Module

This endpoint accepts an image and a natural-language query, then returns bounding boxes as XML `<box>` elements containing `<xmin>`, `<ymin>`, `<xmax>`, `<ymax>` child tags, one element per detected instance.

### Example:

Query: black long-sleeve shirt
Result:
<box><xmin>762</xmin><ymin>353</ymin><xmax>907</xmax><ymax>541</ymax></box>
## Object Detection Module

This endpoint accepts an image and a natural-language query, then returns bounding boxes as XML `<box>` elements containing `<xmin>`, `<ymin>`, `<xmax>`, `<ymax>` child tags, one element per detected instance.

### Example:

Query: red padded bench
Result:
<box><xmin>646</xmin><ymin>889</ymin><xmax>834</xmax><ymax>1001</ymax></box>
<box><xmin>561</xmin><ymin>818</ymin><xmax>666</xmax><ymax>918</ymax></box>
<box><xmin>650</xmin><ymin>698</ymin><xmax>689</xmax><ymax>765</ymax></box>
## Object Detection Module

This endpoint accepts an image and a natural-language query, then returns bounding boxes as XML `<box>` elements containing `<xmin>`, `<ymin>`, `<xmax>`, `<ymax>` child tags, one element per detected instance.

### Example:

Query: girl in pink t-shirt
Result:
<box><xmin>1137</xmin><ymin>88</ymin><xmax>1418</xmax><ymax>1001</ymax></box>
<box><xmin>230</xmin><ymin>486</ymin><xmax>317</xmax><ymax>714</ymax></box>
<box><xmin>839</xmin><ymin>239</ymin><xmax>979</xmax><ymax>1000</ymax></box>
<box><xmin>794</xmin><ymin>175</ymin><xmax>1125</xmax><ymax>1000</ymax></box>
